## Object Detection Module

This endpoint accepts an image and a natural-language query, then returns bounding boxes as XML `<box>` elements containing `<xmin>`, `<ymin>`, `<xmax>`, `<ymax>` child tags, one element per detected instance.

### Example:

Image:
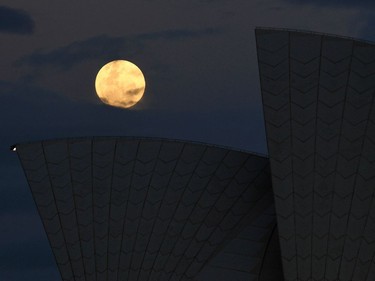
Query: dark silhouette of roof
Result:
<box><xmin>256</xmin><ymin>27</ymin><xmax>375</xmax><ymax>281</ymax></box>
<box><xmin>15</xmin><ymin>137</ymin><xmax>283</xmax><ymax>281</ymax></box>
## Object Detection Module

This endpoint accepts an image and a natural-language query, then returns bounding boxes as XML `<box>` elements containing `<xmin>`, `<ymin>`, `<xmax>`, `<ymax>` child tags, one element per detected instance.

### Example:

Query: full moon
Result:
<box><xmin>95</xmin><ymin>60</ymin><xmax>146</xmax><ymax>108</ymax></box>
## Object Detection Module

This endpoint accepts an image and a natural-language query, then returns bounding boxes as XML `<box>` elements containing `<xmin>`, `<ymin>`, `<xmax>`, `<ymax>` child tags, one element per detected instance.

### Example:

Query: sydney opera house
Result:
<box><xmin>13</xmin><ymin>28</ymin><xmax>375</xmax><ymax>281</ymax></box>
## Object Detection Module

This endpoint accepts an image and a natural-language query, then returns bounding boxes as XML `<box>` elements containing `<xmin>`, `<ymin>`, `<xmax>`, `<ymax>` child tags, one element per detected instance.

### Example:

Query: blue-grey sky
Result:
<box><xmin>1</xmin><ymin>1</ymin><xmax>374</xmax><ymax>280</ymax></box>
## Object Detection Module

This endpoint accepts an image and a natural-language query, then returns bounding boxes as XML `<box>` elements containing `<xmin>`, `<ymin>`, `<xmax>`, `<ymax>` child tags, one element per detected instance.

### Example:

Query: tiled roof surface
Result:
<box><xmin>257</xmin><ymin>28</ymin><xmax>375</xmax><ymax>281</ymax></box>
<box><xmin>16</xmin><ymin>137</ymin><xmax>282</xmax><ymax>281</ymax></box>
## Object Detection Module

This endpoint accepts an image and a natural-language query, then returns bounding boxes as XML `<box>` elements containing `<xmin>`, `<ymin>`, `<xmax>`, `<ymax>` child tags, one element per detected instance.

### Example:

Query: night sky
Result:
<box><xmin>1</xmin><ymin>1</ymin><xmax>374</xmax><ymax>280</ymax></box>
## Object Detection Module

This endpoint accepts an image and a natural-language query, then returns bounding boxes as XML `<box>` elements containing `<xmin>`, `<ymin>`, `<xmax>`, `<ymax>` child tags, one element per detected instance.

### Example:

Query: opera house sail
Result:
<box><xmin>14</xmin><ymin>27</ymin><xmax>375</xmax><ymax>281</ymax></box>
<box><xmin>15</xmin><ymin>137</ymin><xmax>282</xmax><ymax>281</ymax></box>
<box><xmin>256</xmin><ymin>28</ymin><xmax>375</xmax><ymax>281</ymax></box>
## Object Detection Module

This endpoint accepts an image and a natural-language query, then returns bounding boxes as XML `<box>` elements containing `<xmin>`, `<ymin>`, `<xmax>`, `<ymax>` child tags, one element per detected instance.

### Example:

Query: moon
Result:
<box><xmin>95</xmin><ymin>60</ymin><xmax>146</xmax><ymax>108</ymax></box>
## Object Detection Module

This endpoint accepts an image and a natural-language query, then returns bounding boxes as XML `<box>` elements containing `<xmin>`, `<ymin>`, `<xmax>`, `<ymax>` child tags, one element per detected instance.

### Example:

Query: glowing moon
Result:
<box><xmin>95</xmin><ymin>60</ymin><xmax>145</xmax><ymax>108</ymax></box>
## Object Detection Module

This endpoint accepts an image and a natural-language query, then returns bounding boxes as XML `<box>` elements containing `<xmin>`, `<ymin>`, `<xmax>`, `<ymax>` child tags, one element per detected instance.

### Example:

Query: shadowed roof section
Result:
<box><xmin>256</xmin><ymin>27</ymin><xmax>375</xmax><ymax>281</ymax></box>
<box><xmin>15</xmin><ymin>136</ymin><xmax>283</xmax><ymax>281</ymax></box>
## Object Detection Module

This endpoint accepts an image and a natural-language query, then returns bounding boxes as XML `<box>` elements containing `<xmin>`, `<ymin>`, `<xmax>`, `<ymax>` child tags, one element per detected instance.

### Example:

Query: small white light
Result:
<box><xmin>12</xmin><ymin>147</ymin><xmax>17</xmax><ymax>152</ymax></box>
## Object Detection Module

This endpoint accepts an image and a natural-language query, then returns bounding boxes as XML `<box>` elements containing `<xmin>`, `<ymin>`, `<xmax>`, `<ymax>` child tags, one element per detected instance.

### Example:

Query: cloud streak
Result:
<box><xmin>17</xmin><ymin>27</ymin><xmax>221</xmax><ymax>69</ymax></box>
<box><xmin>0</xmin><ymin>6</ymin><xmax>34</xmax><ymax>34</ymax></box>
<box><xmin>125</xmin><ymin>87</ymin><xmax>144</xmax><ymax>97</ymax></box>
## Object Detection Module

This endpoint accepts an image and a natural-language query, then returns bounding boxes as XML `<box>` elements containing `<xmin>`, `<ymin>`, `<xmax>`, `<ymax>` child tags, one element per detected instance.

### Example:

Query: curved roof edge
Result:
<box><xmin>255</xmin><ymin>26</ymin><xmax>375</xmax><ymax>46</ymax></box>
<box><xmin>10</xmin><ymin>135</ymin><xmax>269</xmax><ymax>159</ymax></box>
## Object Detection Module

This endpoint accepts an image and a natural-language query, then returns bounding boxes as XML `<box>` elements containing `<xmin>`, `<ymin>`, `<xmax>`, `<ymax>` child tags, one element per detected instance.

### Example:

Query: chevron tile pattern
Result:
<box><xmin>16</xmin><ymin>137</ymin><xmax>280</xmax><ymax>281</ymax></box>
<box><xmin>194</xmin><ymin>201</ymin><xmax>283</xmax><ymax>281</ymax></box>
<box><xmin>256</xmin><ymin>28</ymin><xmax>375</xmax><ymax>281</ymax></box>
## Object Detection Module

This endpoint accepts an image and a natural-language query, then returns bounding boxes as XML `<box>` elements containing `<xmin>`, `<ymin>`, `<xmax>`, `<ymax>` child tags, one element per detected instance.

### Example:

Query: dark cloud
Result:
<box><xmin>125</xmin><ymin>87</ymin><xmax>144</xmax><ymax>97</ymax></box>
<box><xmin>0</xmin><ymin>6</ymin><xmax>34</xmax><ymax>34</ymax></box>
<box><xmin>118</xmin><ymin>100</ymin><xmax>136</xmax><ymax>107</ymax></box>
<box><xmin>16</xmin><ymin>27</ymin><xmax>221</xmax><ymax>69</ymax></box>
